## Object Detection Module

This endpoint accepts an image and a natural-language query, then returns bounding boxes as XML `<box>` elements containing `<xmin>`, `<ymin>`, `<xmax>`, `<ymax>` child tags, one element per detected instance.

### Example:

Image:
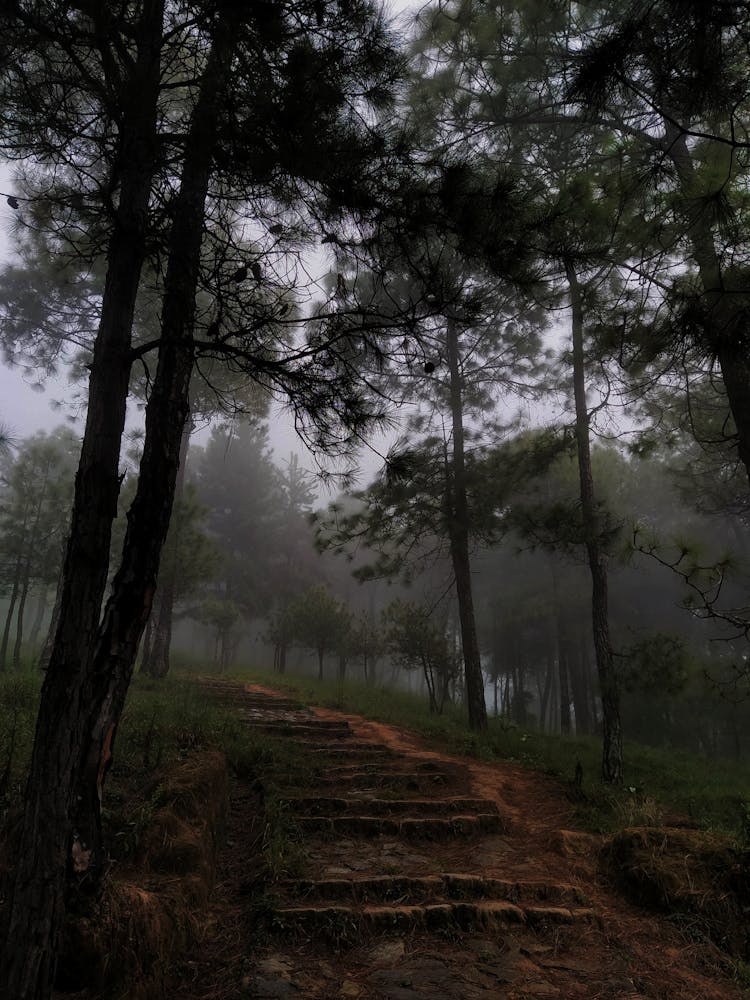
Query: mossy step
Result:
<box><xmin>285</xmin><ymin>873</ymin><xmax>589</xmax><ymax>907</ymax></box>
<box><xmin>246</xmin><ymin>721</ymin><xmax>352</xmax><ymax>737</ymax></box>
<box><xmin>316</xmin><ymin>758</ymin><xmax>437</xmax><ymax>774</ymax></box>
<box><xmin>238</xmin><ymin>698</ymin><xmax>302</xmax><ymax>711</ymax></box>
<box><xmin>304</xmin><ymin>745</ymin><xmax>396</xmax><ymax>760</ymax></box>
<box><xmin>282</xmin><ymin>797</ymin><xmax>499</xmax><ymax>818</ymax></box>
<box><xmin>296</xmin><ymin>813</ymin><xmax>508</xmax><ymax>838</ymax></box>
<box><xmin>270</xmin><ymin>899</ymin><xmax>596</xmax><ymax>936</ymax></box>
<box><xmin>312</xmin><ymin>771</ymin><xmax>451</xmax><ymax>789</ymax></box>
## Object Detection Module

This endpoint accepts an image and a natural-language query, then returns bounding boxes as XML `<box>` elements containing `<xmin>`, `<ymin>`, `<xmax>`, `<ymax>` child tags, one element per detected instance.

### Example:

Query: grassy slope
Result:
<box><xmin>1</xmin><ymin>664</ymin><xmax>749</xmax><ymax>841</ymax></box>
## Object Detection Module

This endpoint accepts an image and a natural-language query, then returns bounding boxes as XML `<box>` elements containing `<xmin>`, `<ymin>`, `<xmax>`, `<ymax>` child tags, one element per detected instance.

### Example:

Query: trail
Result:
<box><xmin>177</xmin><ymin>682</ymin><xmax>745</xmax><ymax>1000</ymax></box>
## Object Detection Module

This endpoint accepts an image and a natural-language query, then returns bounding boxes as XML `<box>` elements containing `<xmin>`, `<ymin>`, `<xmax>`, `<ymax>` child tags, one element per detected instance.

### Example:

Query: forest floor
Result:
<box><xmin>172</xmin><ymin>681</ymin><xmax>748</xmax><ymax>1000</ymax></box>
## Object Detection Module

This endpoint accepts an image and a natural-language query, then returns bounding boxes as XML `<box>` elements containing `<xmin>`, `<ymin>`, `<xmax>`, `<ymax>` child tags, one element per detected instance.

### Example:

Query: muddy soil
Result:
<box><xmin>175</xmin><ymin>682</ymin><xmax>747</xmax><ymax>1000</ymax></box>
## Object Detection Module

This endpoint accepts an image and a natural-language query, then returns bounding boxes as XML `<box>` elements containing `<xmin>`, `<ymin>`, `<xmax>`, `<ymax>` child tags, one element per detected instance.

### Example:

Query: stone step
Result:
<box><xmin>245</xmin><ymin>721</ymin><xmax>352</xmax><ymax>737</ymax></box>
<box><xmin>239</xmin><ymin>698</ymin><xmax>302</xmax><ymax>711</ymax></box>
<box><xmin>296</xmin><ymin>813</ymin><xmax>508</xmax><ymax>839</ymax></box>
<box><xmin>269</xmin><ymin>899</ymin><xmax>597</xmax><ymax>937</ymax></box>
<box><xmin>281</xmin><ymin>797</ymin><xmax>499</xmax><ymax>818</ymax></box>
<box><xmin>323</xmin><ymin>758</ymin><xmax>443</xmax><ymax>774</ymax></box>
<box><xmin>285</xmin><ymin>873</ymin><xmax>590</xmax><ymax>908</ymax></box>
<box><xmin>303</xmin><ymin>745</ymin><xmax>396</xmax><ymax>761</ymax></box>
<box><xmin>312</xmin><ymin>771</ymin><xmax>451</xmax><ymax>790</ymax></box>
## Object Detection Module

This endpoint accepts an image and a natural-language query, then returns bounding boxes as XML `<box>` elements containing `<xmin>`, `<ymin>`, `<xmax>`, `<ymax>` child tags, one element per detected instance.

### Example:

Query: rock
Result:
<box><xmin>549</xmin><ymin>829</ymin><xmax>598</xmax><ymax>857</ymax></box>
<box><xmin>257</xmin><ymin>956</ymin><xmax>293</xmax><ymax>978</ymax></box>
<box><xmin>340</xmin><ymin>981</ymin><xmax>362</xmax><ymax>997</ymax></box>
<box><xmin>369</xmin><ymin>939</ymin><xmax>406</xmax><ymax>965</ymax></box>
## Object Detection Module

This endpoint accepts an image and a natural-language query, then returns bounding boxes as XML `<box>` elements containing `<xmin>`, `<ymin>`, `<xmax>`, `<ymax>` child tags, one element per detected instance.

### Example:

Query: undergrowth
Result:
<box><xmin>0</xmin><ymin>670</ymin><xmax>312</xmax><ymax>879</ymax></box>
<box><xmin>3</xmin><ymin>662</ymin><xmax>749</xmax><ymax>849</ymax></box>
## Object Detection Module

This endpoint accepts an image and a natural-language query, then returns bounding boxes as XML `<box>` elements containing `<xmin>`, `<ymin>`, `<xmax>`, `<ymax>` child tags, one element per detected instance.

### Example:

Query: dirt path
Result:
<box><xmin>178</xmin><ymin>682</ymin><xmax>746</xmax><ymax>1000</ymax></box>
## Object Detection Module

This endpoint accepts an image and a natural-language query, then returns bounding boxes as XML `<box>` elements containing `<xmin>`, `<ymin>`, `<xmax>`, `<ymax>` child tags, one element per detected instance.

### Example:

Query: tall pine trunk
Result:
<box><xmin>445</xmin><ymin>319</ymin><xmax>487</xmax><ymax>732</ymax></box>
<box><xmin>566</xmin><ymin>262</ymin><xmax>623</xmax><ymax>784</ymax></box>
<box><xmin>70</xmin><ymin>10</ymin><xmax>238</xmax><ymax>893</ymax></box>
<box><xmin>0</xmin><ymin>6</ymin><xmax>165</xmax><ymax>996</ymax></box>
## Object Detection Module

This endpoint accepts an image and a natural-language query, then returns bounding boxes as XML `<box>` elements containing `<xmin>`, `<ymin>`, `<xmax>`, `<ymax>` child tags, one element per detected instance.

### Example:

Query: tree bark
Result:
<box><xmin>566</xmin><ymin>262</ymin><xmax>623</xmax><ymax>783</ymax></box>
<box><xmin>0</xmin><ymin>6</ymin><xmax>165</xmax><ymax>996</ymax></box>
<box><xmin>445</xmin><ymin>319</ymin><xmax>487</xmax><ymax>732</ymax></box>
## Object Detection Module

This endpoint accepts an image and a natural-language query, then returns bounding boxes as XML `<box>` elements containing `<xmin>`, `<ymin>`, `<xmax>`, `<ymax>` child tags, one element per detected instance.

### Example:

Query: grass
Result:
<box><xmin>0</xmin><ymin>667</ymin><xmax>314</xmax><ymax>879</ymax></box>
<box><xmin>2</xmin><ymin>660</ymin><xmax>749</xmax><ymax>847</ymax></box>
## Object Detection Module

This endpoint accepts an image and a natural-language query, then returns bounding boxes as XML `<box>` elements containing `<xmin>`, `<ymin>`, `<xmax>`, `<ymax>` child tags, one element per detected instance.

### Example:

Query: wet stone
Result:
<box><xmin>368</xmin><ymin>939</ymin><xmax>406</xmax><ymax>965</ymax></box>
<box><xmin>339</xmin><ymin>981</ymin><xmax>363</xmax><ymax>997</ymax></box>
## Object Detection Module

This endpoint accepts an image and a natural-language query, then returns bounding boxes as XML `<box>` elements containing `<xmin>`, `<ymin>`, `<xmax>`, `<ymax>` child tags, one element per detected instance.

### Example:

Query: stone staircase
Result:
<box><xmin>186</xmin><ymin>680</ymin><xmax>747</xmax><ymax>1000</ymax></box>
<box><xmin>216</xmin><ymin>685</ymin><xmax>597</xmax><ymax>947</ymax></box>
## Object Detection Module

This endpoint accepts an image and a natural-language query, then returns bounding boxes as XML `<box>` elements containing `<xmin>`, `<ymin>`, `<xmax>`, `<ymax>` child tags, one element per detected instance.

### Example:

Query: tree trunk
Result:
<box><xmin>445</xmin><ymin>319</ymin><xmax>487</xmax><ymax>732</ymax></box>
<box><xmin>0</xmin><ymin>8</ymin><xmax>168</xmax><ymax>997</ymax></box>
<box><xmin>570</xmin><ymin>640</ymin><xmax>593</xmax><ymax>734</ymax></box>
<box><xmin>13</xmin><ymin>474</ymin><xmax>51</xmax><ymax>672</ymax></box>
<box><xmin>139</xmin><ymin>616</ymin><xmax>155</xmax><ymax>673</ymax></box>
<box><xmin>29</xmin><ymin>588</ymin><xmax>49</xmax><ymax>652</ymax></box>
<box><xmin>141</xmin><ymin>415</ymin><xmax>192</xmax><ymax>679</ymax></box>
<box><xmin>664</xmin><ymin>122</ymin><xmax>750</xmax><ymax>490</ymax></box>
<box><xmin>38</xmin><ymin>540</ymin><xmax>66</xmax><ymax>672</ymax></box>
<box><xmin>70</xmin><ymin>12</ymin><xmax>238</xmax><ymax>895</ymax></box>
<box><xmin>550</xmin><ymin>561</ymin><xmax>571</xmax><ymax>735</ymax></box>
<box><xmin>540</xmin><ymin>643</ymin><xmax>554</xmax><ymax>732</ymax></box>
<box><xmin>566</xmin><ymin>262</ymin><xmax>623</xmax><ymax>784</ymax></box>
<box><xmin>318</xmin><ymin>648</ymin><xmax>324</xmax><ymax>680</ymax></box>
<box><xmin>0</xmin><ymin>553</ymin><xmax>22</xmax><ymax>672</ymax></box>
<box><xmin>12</xmin><ymin>568</ymin><xmax>31</xmax><ymax>672</ymax></box>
